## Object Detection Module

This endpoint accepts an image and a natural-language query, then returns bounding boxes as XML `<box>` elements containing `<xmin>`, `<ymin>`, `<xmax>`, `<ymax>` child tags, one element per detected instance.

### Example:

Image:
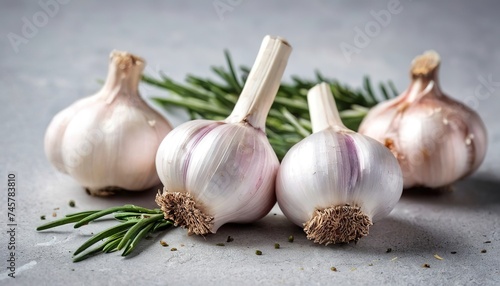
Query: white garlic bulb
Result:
<box><xmin>155</xmin><ymin>36</ymin><xmax>292</xmax><ymax>235</ymax></box>
<box><xmin>276</xmin><ymin>83</ymin><xmax>403</xmax><ymax>245</ymax></box>
<box><xmin>44</xmin><ymin>51</ymin><xmax>172</xmax><ymax>196</ymax></box>
<box><xmin>359</xmin><ymin>51</ymin><xmax>487</xmax><ymax>189</ymax></box>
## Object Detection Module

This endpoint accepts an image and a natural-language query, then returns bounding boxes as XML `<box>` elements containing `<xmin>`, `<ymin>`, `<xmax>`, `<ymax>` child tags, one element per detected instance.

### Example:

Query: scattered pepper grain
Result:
<box><xmin>255</xmin><ymin>250</ymin><xmax>262</xmax><ymax>255</ymax></box>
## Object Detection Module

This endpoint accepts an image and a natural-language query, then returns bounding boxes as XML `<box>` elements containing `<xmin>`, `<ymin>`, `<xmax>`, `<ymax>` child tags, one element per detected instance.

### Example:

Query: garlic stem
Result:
<box><xmin>226</xmin><ymin>36</ymin><xmax>292</xmax><ymax>130</ymax></box>
<box><xmin>307</xmin><ymin>82</ymin><xmax>349</xmax><ymax>133</ymax></box>
<box><xmin>404</xmin><ymin>50</ymin><xmax>441</xmax><ymax>103</ymax></box>
<box><xmin>410</xmin><ymin>50</ymin><xmax>440</xmax><ymax>79</ymax></box>
<box><xmin>101</xmin><ymin>50</ymin><xmax>145</xmax><ymax>104</ymax></box>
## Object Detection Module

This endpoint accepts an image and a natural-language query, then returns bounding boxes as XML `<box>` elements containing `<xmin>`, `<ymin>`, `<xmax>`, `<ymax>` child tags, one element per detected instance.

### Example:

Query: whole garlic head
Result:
<box><xmin>155</xmin><ymin>36</ymin><xmax>292</xmax><ymax>235</ymax></box>
<box><xmin>359</xmin><ymin>51</ymin><xmax>487</xmax><ymax>189</ymax></box>
<box><xmin>276</xmin><ymin>83</ymin><xmax>403</xmax><ymax>245</ymax></box>
<box><xmin>44</xmin><ymin>51</ymin><xmax>172</xmax><ymax>195</ymax></box>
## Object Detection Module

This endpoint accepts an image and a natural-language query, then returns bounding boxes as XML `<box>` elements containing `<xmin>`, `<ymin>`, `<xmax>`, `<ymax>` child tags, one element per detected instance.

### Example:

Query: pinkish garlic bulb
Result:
<box><xmin>359</xmin><ymin>51</ymin><xmax>487</xmax><ymax>189</ymax></box>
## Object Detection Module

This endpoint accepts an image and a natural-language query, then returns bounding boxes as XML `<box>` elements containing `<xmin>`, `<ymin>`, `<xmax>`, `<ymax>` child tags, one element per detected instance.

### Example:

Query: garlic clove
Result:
<box><xmin>155</xmin><ymin>35</ymin><xmax>292</xmax><ymax>235</ymax></box>
<box><xmin>44</xmin><ymin>50</ymin><xmax>172</xmax><ymax>195</ymax></box>
<box><xmin>359</xmin><ymin>51</ymin><xmax>487</xmax><ymax>189</ymax></box>
<box><xmin>276</xmin><ymin>83</ymin><xmax>403</xmax><ymax>245</ymax></box>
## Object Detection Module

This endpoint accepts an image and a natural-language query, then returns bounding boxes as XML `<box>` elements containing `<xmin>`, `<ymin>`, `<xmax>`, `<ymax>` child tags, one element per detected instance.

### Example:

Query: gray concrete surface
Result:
<box><xmin>0</xmin><ymin>0</ymin><xmax>499</xmax><ymax>285</ymax></box>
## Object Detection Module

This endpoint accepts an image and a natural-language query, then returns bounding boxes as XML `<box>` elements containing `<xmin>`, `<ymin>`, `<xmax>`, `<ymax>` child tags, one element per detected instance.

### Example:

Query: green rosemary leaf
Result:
<box><xmin>224</xmin><ymin>49</ymin><xmax>243</xmax><ymax>93</ymax></box>
<box><xmin>73</xmin><ymin>244</ymin><xmax>106</xmax><ymax>263</ymax></box>
<box><xmin>280</xmin><ymin>107</ymin><xmax>310</xmax><ymax>138</ymax></box>
<box><xmin>102</xmin><ymin>237</ymin><xmax>123</xmax><ymax>253</ymax></box>
<box><xmin>379</xmin><ymin>82</ymin><xmax>390</xmax><ymax>100</ymax></box>
<box><xmin>363</xmin><ymin>76</ymin><xmax>377</xmax><ymax>104</ymax></box>
<box><xmin>37</xmin><ymin>212</ymin><xmax>95</xmax><ymax>231</ymax></box>
<box><xmin>389</xmin><ymin>81</ymin><xmax>399</xmax><ymax>97</ymax></box>
<box><xmin>121</xmin><ymin>223</ymin><xmax>156</xmax><ymax>256</ymax></box>
<box><xmin>152</xmin><ymin>219</ymin><xmax>173</xmax><ymax>232</ymax></box>
<box><xmin>117</xmin><ymin>214</ymin><xmax>165</xmax><ymax>250</ymax></box>
<box><xmin>73</xmin><ymin>221</ymin><xmax>137</xmax><ymax>256</ymax></box>
<box><xmin>65</xmin><ymin>210</ymin><xmax>100</xmax><ymax>218</ymax></box>
<box><xmin>73</xmin><ymin>206</ymin><xmax>160</xmax><ymax>228</ymax></box>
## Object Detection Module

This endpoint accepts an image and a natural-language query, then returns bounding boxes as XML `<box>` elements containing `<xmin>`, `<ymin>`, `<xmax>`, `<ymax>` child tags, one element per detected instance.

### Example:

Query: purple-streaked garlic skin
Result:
<box><xmin>276</xmin><ymin>130</ymin><xmax>402</xmax><ymax>227</ymax></box>
<box><xmin>156</xmin><ymin>120</ymin><xmax>278</xmax><ymax>232</ymax></box>
<box><xmin>276</xmin><ymin>83</ymin><xmax>403</xmax><ymax>237</ymax></box>
<box><xmin>359</xmin><ymin>51</ymin><xmax>487</xmax><ymax>189</ymax></box>
<box><xmin>155</xmin><ymin>36</ymin><xmax>292</xmax><ymax>234</ymax></box>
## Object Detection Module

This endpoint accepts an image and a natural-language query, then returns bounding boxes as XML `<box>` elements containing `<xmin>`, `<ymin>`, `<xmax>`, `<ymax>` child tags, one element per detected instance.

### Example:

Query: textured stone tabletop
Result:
<box><xmin>0</xmin><ymin>1</ymin><xmax>499</xmax><ymax>285</ymax></box>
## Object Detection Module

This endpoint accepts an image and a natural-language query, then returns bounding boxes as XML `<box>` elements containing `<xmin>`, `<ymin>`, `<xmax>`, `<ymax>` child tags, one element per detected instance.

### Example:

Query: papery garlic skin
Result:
<box><xmin>44</xmin><ymin>51</ymin><xmax>172</xmax><ymax>195</ymax></box>
<box><xmin>359</xmin><ymin>51</ymin><xmax>487</xmax><ymax>189</ymax></box>
<box><xmin>276</xmin><ymin>83</ymin><xmax>403</xmax><ymax>245</ymax></box>
<box><xmin>155</xmin><ymin>36</ymin><xmax>291</xmax><ymax>235</ymax></box>
<box><xmin>156</xmin><ymin>120</ymin><xmax>279</xmax><ymax>233</ymax></box>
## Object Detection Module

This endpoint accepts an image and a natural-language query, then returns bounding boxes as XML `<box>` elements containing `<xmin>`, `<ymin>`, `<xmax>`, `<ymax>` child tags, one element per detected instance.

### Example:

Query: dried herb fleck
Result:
<box><xmin>226</xmin><ymin>236</ymin><xmax>234</xmax><ymax>243</ymax></box>
<box><xmin>274</xmin><ymin>243</ymin><xmax>280</xmax><ymax>249</ymax></box>
<box><xmin>288</xmin><ymin>235</ymin><xmax>294</xmax><ymax>243</ymax></box>
<box><xmin>69</xmin><ymin>200</ymin><xmax>76</xmax><ymax>207</ymax></box>
<box><xmin>450</xmin><ymin>251</ymin><xmax>457</xmax><ymax>254</ymax></box>
<box><xmin>330</xmin><ymin>266</ymin><xmax>337</xmax><ymax>272</ymax></box>
<box><xmin>160</xmin><ymin>240</ymin><xmax>169</xmax><ymax>247</ymax></box>
<box><xmin>422</xmin><ymin>263</ymin><xmax>430</xmax><ymax>268</ymax></box>
<box><xmin>40</xmin><ymin>215</ymin><xmax>46</xmax><ymax>220</ymax></box>
<box><xmin>481</xmin><ymin>249</ymin><xmax>487</xmax><ymax>253</ymax></box>
<box><xmin>386</xmin><ymin>248</ymin><xmax>392</xmax><ymax>253</ymax></box>
<box><xmin>484</xmin><ymin>241</ymin><xmax>491</xmax><ymax>244</ymax></box>
<box><xmin>255</xmin><ymin>250</ymin><xmax>262</xmax><ymax>255</ymax></box>
<box><xmin>216</xmin><ymin>243</ymin><xmax>225</xmax><ymax>246</ymax></box>
<box><xmin>170</xmin><ymin>247</ymin><xmax>178</xmax><ymax>251</ymax></box>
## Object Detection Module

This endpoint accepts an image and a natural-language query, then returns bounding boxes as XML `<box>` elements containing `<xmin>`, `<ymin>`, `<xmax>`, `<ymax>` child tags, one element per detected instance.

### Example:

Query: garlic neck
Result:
<box><xmin>404</xmin><ymin>50</ymin><xmax>442</xmax><ymax>103</ymax></box>
<box><xmin>100</xmin><ymin>50</ymin><xmax>145</xmax><ymax>104</ymax></box>
<box><xmin>226</xmin><ymin>36</ymin><xmax>292</xmax><ymax>131</ymax></box>
<box><xmin>307</xmin><ymin>82</ymin><xmax>350</xmax><ymax>133</ymax></box>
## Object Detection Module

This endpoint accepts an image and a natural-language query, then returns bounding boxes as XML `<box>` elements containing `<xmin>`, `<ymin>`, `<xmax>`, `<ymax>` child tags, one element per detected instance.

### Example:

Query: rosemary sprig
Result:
<box><xmin>143</xmin><ymin>51</ymin><xmax>397</xmax><ymax>159</ymax></box>
<box><xmin>36</xmin><ymin>205</ymin><xmax>173</xmax><ymax>262</ymax></box>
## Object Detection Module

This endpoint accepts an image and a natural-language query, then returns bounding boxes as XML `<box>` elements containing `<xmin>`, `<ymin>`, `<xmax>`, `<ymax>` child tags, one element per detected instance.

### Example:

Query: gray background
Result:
<box><xmin>0</xmin><ymin>0</ymin><xmax>499</xmax><ymax>285</ymax></box>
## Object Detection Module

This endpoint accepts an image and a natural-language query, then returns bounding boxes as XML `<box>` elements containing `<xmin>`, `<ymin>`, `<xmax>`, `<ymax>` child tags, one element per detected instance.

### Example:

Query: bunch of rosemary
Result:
<box><xmin>143</xmin><ymin>51</ymin><xmax>397</xmax><ymax>159</ymax></box>
<box><xmin>37</xmin><ymin>205</ymin><xmax>172</xmax><ymax>262</ymax></box>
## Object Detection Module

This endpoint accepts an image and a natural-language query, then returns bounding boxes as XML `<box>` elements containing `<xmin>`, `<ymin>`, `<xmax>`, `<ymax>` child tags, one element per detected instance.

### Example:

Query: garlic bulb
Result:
<box><xmin>155</xmin><ymin>36</ymin><xmax>292</xmax><ymax>235</ymax></box>
<box><xmin>276</xmin><ymin>83</ymin><xmax>403</xmax><ymax>245</ymax></box>
<box><xmin>44</xmin><ymin>51</ymin><xmax>172</xmax><ymax>195</ymax></box>
<box><xmin>359</xmin><ymin>51</ymin><xmax>487</xmax><ymax>189</ymax></box>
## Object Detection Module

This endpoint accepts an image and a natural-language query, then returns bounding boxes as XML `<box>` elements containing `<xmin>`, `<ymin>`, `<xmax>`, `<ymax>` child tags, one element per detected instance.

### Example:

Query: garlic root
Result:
<box><xmin>303</xmin><ymin>205</ymin><xmax>372</xmax><ymax>245</ymax></box>
<box><xmin>155</xmin><ymin>191</ymin><xmax>214</xmax><ymax>236</ymax></box>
